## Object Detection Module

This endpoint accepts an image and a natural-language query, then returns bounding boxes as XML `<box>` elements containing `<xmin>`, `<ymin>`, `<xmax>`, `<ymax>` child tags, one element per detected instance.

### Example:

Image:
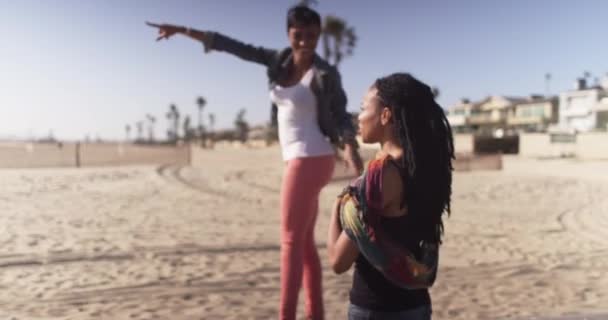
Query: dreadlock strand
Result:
<box><xmin>373</xmin><ymin>72</ymin><xmax>454</xmax><ymax>244</ymax></box>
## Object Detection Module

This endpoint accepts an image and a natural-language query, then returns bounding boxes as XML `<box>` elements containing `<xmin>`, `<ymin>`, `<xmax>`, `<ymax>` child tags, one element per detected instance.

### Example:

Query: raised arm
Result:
<box><xmin>146</xmin><ymin>21</ymin><xmax>278</xmax><ymax>67</ymax></box>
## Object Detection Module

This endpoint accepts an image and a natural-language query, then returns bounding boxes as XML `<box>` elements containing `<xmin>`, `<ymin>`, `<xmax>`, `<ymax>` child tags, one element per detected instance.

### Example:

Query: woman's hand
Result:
<box><xmin>146</xmin><ymin>21</ymin><xmax>187</xmax><ymax>41</ymax></box>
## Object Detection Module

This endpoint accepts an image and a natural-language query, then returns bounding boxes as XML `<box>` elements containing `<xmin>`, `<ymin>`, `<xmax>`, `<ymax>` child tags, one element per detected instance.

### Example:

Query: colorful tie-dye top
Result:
<box><xmin>339</xmin><ymin>154</ymin><xmax>438</xmax><ymax>289</ymax></box>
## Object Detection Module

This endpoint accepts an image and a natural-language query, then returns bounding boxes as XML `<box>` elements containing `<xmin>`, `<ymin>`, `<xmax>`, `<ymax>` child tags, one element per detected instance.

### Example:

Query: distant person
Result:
<box><xmin>147</xmin><ymin>5</ymin><xmax>363</xmax><ymax>320</ymax></box>
<box><xmin>327</xmin><ymin>73</ymin><xmax>454</xmax><ymax>320</ymax></box>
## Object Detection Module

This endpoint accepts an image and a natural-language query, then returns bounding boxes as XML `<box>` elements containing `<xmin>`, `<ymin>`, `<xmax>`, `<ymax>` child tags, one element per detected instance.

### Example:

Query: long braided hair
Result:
<box><xmin>373</xmin><ymin>73</ymin><xmax>454</xmax><ymax>244</ymax></box>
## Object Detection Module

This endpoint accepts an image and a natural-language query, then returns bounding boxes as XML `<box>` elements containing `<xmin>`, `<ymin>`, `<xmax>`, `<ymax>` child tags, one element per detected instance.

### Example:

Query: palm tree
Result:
<box><xmin>208</xmin><ymin>113</ymin><xmax>215</xmax><ymax>132</ymax></box>
<box><xmin>206</xmin><ymin>113</ymin><xmax>216</xmax><ymax>148</ymax></box>
<box><xmin>582</xmin><ymin>71</ymin><xmax>600</xmax><ymax>88</ymax></box>
<box><xmin>146</xmin><ymin>114</ymin><xmax>156</xmax><ymax>143</ymax></box>
<box><xmin>196</xmin><ymin>97</ymin><xmax>206</xmax><ymax>130</ymax></box>
<box><xmin>165</xmin><ymin>108</ymin><xmax>172</xmax><ymax>141</ymax></box>
<box><xmin>196</xmin><ymin>96</ymin><xmax>207</xmax><ymax>146</ymax></box>
<box><xmin>125</xmin><ymin>124</ymin><xmax>131</xmax><ymax>142</ymax></box>
<box><xmin>545</xmin><ymin>73</ymin><xmax>552</xmax><ymax>96</ymax></box>
<box><xmin>183</xmin><ymin>116</ymin><xmax>192</xmax><ymax>141</ymax></box>
<box><xmin>136</xmin><ymin>121</ymin><xmax>144</xmax><ymax>142</ymax></box>
<box><xmin>322</xmin><ymin>15</ymin><xmax>357</xmax><ymax>68</ymax></box>
<box><xmin>234</xmin><ymin>109</ymin><xmax>249</xmax><ymax>143</ymax></box>
<box><xmin>166</xmin><ymin>104</ymin><xmax>180</xmax><ymax>143</ymax></box>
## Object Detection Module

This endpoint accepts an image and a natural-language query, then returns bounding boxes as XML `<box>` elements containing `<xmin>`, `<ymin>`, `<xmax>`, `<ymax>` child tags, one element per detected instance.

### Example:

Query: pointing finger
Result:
<box><xmin>145</xmin><ymin>21</ymin><xmax>161</xmax><ymax>28</ymax></box>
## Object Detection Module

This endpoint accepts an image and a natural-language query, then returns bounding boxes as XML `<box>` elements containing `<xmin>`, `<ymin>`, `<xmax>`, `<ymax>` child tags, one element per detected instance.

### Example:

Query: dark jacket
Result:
<box><xmin>202</xmin><ymin>31</ymin><xmax>358</xmax><ymax>149</ymax></box>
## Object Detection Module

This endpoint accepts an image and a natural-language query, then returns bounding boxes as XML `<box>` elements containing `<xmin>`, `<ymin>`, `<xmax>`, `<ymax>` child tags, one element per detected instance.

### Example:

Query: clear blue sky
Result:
<box><xmin>1</xmin><ymin>0</ymin><xmax>607</xmax><ymax>141</ymax></box>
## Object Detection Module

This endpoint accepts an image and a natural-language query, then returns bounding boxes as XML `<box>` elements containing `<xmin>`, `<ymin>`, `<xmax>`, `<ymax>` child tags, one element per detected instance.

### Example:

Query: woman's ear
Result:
<box><xmin>380</xmin><ymin>107</ymin><xmax>392</xmax><ymax>126</ymax></box>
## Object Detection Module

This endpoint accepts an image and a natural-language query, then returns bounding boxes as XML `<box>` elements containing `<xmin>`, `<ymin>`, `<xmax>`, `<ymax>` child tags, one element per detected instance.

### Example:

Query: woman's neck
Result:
<box><xmin>292</xmin><ymin>56</ymin><xmax>313</xmax><ymax>73</ymax></box>
<box><xmin>380</xmin><ymin>139</ymin><xmax>403</xmax><ymax>160</ymax></box>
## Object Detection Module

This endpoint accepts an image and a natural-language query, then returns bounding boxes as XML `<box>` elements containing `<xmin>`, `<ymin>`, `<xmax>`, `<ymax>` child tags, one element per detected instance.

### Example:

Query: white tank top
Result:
<box><xmin>270</xmin><ymin>68</ymin><xmax>335</xmax><ymax>161</ymax></box>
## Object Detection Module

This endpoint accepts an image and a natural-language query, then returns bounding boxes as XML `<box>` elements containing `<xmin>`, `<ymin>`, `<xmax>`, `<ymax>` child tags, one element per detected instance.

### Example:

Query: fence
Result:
<box><xmin>0</xmin><ymin>142</ymin><xmax>190</xmax><ymax>168</ymax></box>
<box><xmin>519</xmin><ymin>132</ymin><xmax>608</xmax><ymax>160</ymax></box>
<box><xmin>473</xmin><ymin>135</ymin><xmax>519</xmax><ymax>154</ymax></box>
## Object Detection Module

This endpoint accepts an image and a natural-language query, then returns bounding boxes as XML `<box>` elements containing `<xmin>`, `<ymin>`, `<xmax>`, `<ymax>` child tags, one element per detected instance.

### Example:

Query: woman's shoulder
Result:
<box><xmin>369</xmin><ymin>151</ymin><xmax>401</xmax><ymax>171</ymax></box>
<box><xmin>365</xmin><ymin>152</ymin><xmax>405</xmax><ymax>217</ymax></box>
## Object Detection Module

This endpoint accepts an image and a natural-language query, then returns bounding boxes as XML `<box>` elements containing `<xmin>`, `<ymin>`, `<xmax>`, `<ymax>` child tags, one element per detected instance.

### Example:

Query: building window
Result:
<box><xmin>517</xmin><ymin>105</ymin><xmax>545</xmax><ymax>117</ymax></box>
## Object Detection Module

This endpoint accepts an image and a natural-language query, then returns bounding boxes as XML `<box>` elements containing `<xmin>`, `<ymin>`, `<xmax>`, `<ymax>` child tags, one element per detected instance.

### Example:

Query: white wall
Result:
<box><xmin>577</xmin><ymin>132</ymin><xmax>608</xmax><ymax>160</ymax></box>
<box><xmin>559</xmin><ymin>90</ymin><xmax>600</xmax><ymax>132</ymax></box>
<box><xmin>519</xmin><ymin>133</ymin><xmax>608</xmax><ymax>160</ymax></box>
<box><xmin>453</xmin><ymin>134</ymin><xmax>474</xmax><ymax>154</ymax></box>
<box><xmin>519</xmin><ymin>134</ymin><xmax>574</xmax><ymax>158</ymax></box>
<box><xmin>0</xmin><ymin>142</ymin><xmax>76</xmax><ymax>168</ymax></box>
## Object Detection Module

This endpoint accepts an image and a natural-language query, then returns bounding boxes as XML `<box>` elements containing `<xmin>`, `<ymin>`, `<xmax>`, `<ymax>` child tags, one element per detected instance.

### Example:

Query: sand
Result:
<box><xmin>1</xmin><ymin>145</ymin><xmax>607</xmax><ymax>319</ymax></box>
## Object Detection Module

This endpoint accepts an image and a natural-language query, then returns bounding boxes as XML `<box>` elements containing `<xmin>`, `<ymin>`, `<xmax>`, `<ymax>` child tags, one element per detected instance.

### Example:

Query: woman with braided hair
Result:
<box><xmin>327</xmin><ymin>73</ymin><xmax>454</xmax><ymax>319</ymax></box>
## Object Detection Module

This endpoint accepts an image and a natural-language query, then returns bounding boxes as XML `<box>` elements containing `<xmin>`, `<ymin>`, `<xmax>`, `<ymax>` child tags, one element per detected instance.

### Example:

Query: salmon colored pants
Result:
<box><xmin>279</xmin><ymin>155</ymin><xmax>335</xmax><ymax>320</ymax></box>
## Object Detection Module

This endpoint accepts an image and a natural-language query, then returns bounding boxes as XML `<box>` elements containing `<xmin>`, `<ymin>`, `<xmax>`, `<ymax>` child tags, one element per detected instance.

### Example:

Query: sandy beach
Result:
<box><xmin>1</xmin><ymin>145</ymin><xmax>607</xmax><ymax>319</ymax></box>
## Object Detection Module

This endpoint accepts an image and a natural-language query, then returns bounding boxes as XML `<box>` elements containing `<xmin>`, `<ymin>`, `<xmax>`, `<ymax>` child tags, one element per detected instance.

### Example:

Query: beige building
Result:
<box><xmin>448</xmin><ymin>96</ymin><xmax>527</xmax><ymax>136</ymax></box>
<box><xmin>508</xmin><ymin>96</ymin><xmax>559</xmax><ymax>133</ymax></box>
<box><xmin>447</xmin><ymin>73</ymin><xmax>608</xmax><ymax>136</ymax></box>
<box><xmin>446</xmin><ymin>98</ymin><xmax>477</xmax><ymax>133</ymax></box>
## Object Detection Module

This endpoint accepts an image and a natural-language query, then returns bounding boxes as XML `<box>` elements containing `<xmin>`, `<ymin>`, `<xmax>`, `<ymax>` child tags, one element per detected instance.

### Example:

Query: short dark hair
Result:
<box><xmin>286</xmin><ymin>5</ymin><xmax>321</xmax><ymax>31</ymax></box>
